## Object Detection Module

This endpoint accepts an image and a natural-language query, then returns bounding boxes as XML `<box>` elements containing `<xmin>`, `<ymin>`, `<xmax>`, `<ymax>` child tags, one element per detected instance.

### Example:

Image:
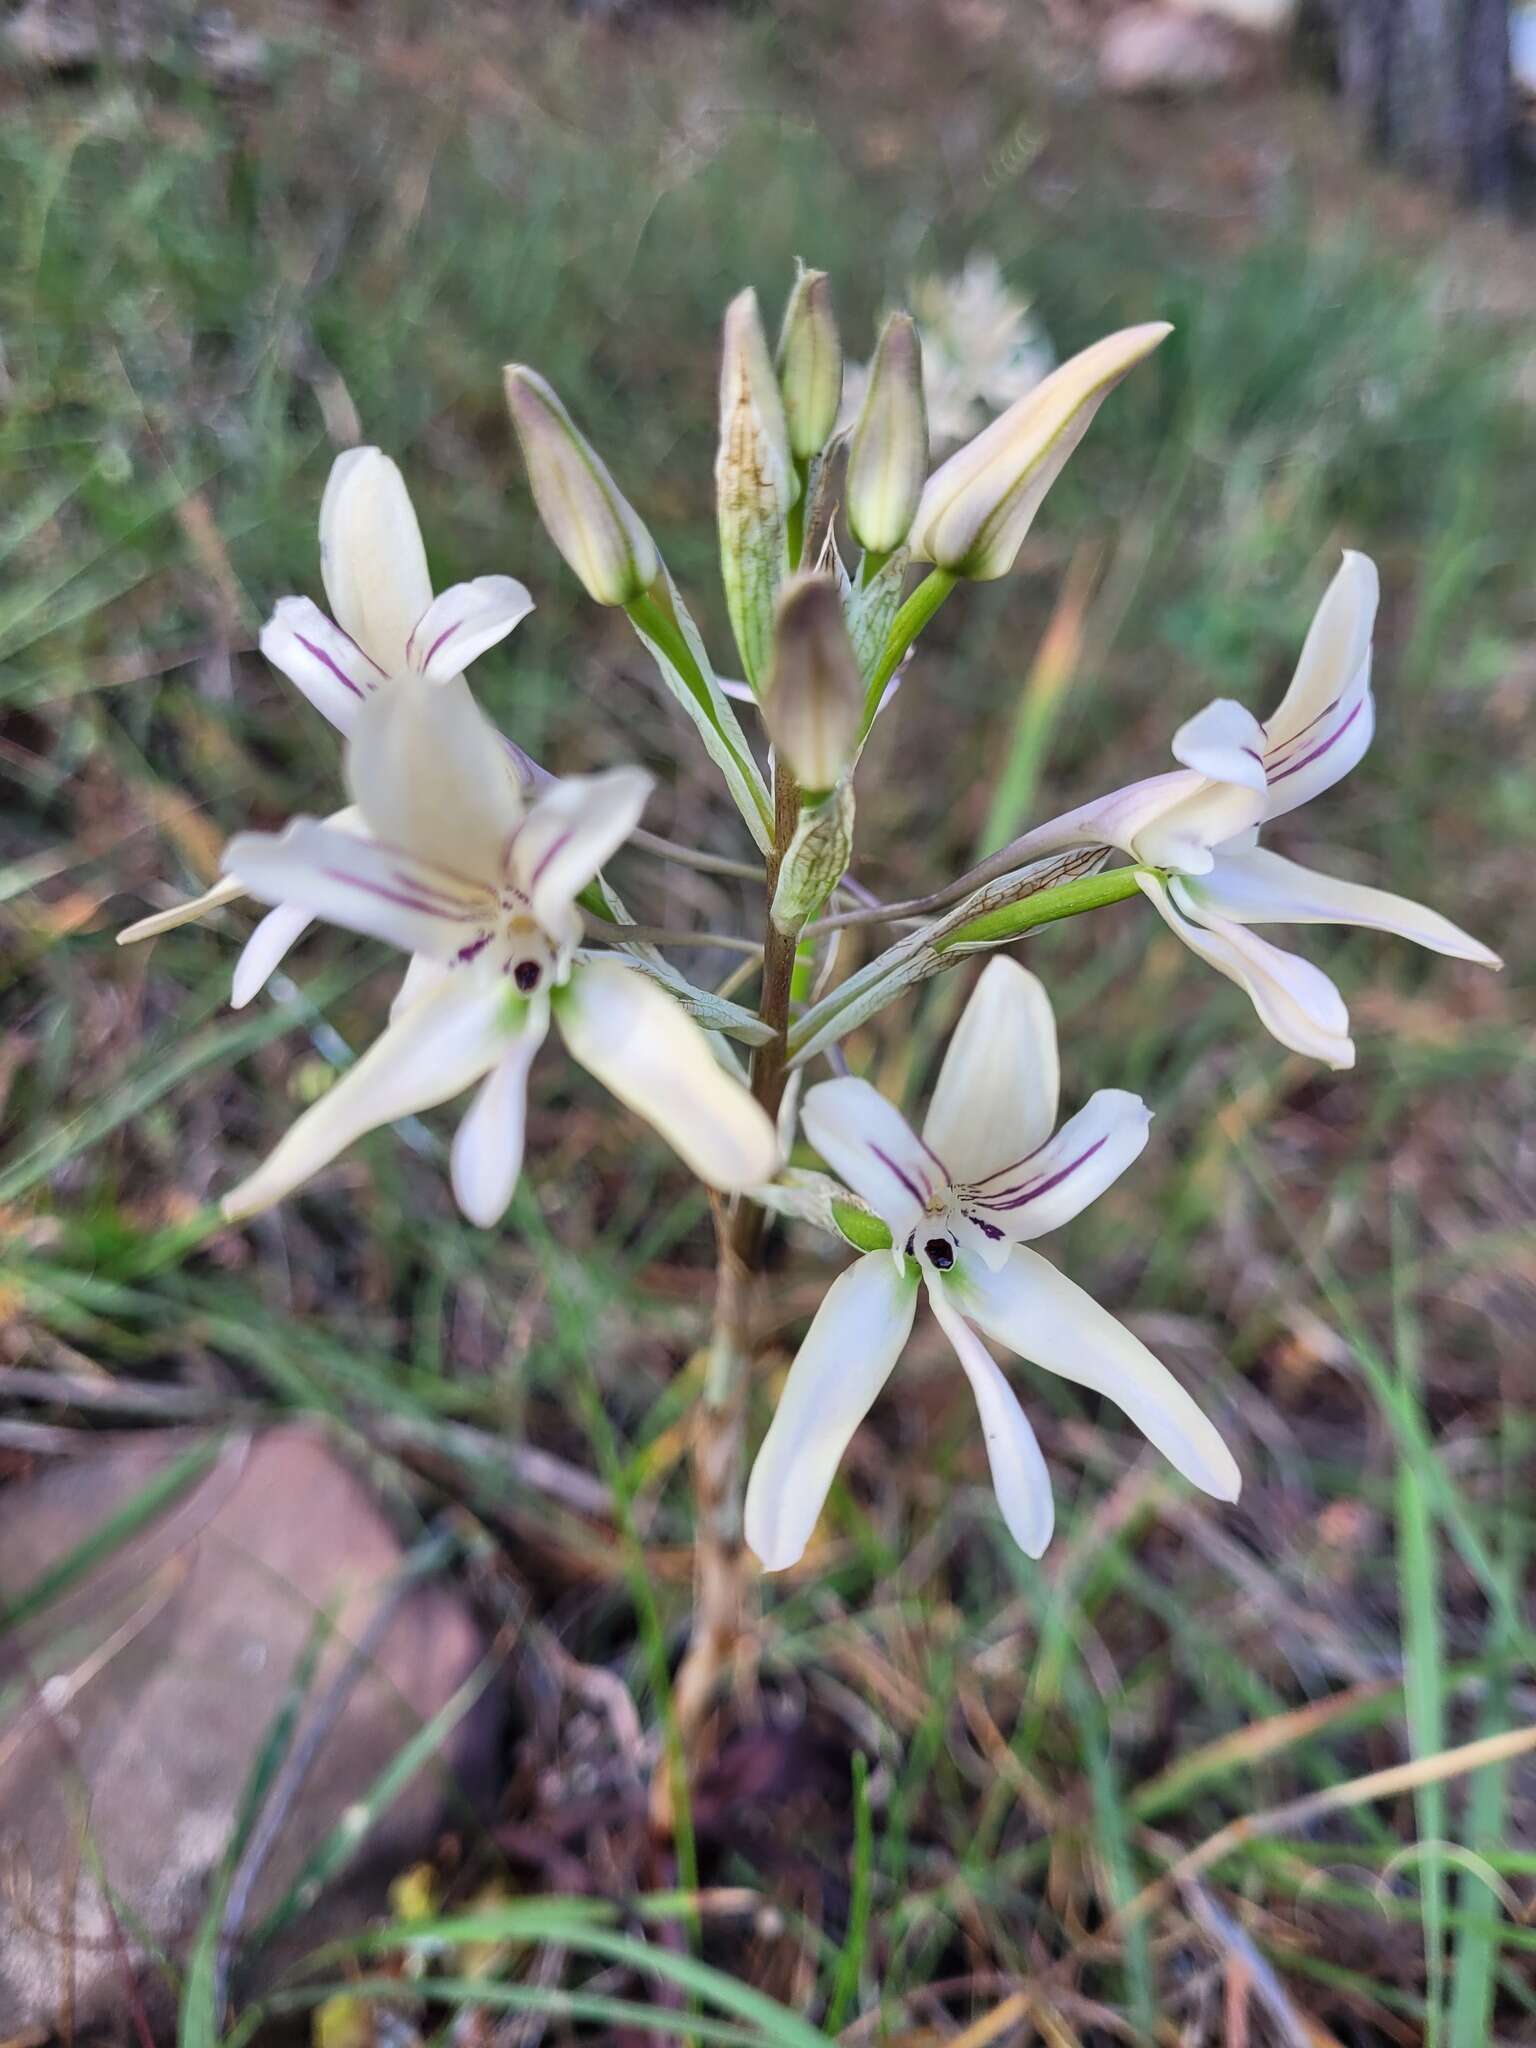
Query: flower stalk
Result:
<box><xmin>666</xmin><ymin>752</ymin><xmax>802</xmax><ymax>1771</ymax></box>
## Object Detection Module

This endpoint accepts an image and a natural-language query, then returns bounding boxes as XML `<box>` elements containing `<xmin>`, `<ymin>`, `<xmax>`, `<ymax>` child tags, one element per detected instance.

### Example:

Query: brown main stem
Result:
<box><xmin>662</xmin><ymin>761</ymin><xmax>801</xmax><ymax>1800</ymax></box>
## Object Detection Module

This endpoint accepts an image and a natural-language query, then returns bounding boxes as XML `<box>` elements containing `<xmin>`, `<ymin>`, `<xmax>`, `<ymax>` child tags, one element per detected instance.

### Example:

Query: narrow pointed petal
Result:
<box><xmin>406</xmin><ymin>576</ymin><xmax>535</xmax><ymax>684</ymax></box>
<box><xmin>744</xmin><ymin>1253</ymin><xmax>919</xmax><ymax>1571</ymax></box>
<box><xmin>927</xmin><ymin>1281</ymin><xmax>1054</xmax><ymax>1556</ymax></box>
<box><xmin>231</xmin><ymin>903</ymin><xmax>315</xmax><ymax>1008</ymax></box>
<box><xmin>346</xmin><ymin>675</ymin><xmax>522</xmax><ymax>883</ymax></box>
<box><xmin>118</xmin><ymin>873</ymin><xmax>246</xmax><ymax>945</ymax></box>
<box><xmin>509</xmin><ymin>767</ymin><xmax>653</xmax><ymax>937</ymax></box>
<box><xmin>961</xmin><ymin>1089</ymin><xmax>1152</xmax><ymax>1244</ymax></box>
<box><xmin>222</xmin><ymin>818</ymin><xmax>496</xmax><ymax>963</ymax></box>
<box><xmin>1139</xmin><ymin>871</ymin><xmax>1355</xmax><ymax>1068</ymax></box>
<box><xmin>1186</xmin><ymin>847</ymin><xmax>1501</xmax><ymax>967</ymax></box>
<box><xmin>318</xmin><ymin>446</ymin><xmax>434</xmax><ymax>674</ymax></box>
<box><xmin>258</xmin><ymin>597</ymin><xmax>382</xmax><ymax>735</ymax></box>
<box><xmin>222</xmin><ymin>972</ymin><xmax>517</xmax><ymax>1220</ymax></box>
<box><xmin>922</xmin><ymin>957</ymin><xmax>1059</xmax><ymax>1185</ymax></box>
<box><xmin>1171</xmin><ymin>697</ymin><xmax>1268</xmax><ymax>793</ymax></box>
<box><xmin>1264</xmin><ymin>550</ymin><xmax>1378</xmax><ymax>753</ymax></box>
<box><xmin>952</xmin><ymin>1245</ymin><xmax>1241</xmax><ymax>1503</ymax></box>
<box><xmin>802</xmin><ymin>1075</ymin><xmax>944</xmax><ymax>1244</ymax></box>
<box><xmin>449</xmin><ymin>1002</ymin><xmax>548</xmax><ymax>1226</ymax></box>
<box><xmin>556</xmin><ymin>959</ymin><xmax>778</xmax><ymax>1191</ymax></box>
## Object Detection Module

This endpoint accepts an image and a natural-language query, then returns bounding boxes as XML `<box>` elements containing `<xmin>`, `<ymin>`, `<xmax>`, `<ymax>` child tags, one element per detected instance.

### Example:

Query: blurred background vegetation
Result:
<box><xmin>1</xmin><ymin>2</ymin><xmax>1534</xmax><ymax>2042</ymax></box>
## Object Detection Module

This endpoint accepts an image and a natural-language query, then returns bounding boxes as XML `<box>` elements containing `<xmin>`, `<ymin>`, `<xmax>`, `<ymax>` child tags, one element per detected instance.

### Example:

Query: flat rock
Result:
<box><xmin>0</xmin><ymin>1425</ymin><xmax>500</xmax><ymax>2039</ymax></box>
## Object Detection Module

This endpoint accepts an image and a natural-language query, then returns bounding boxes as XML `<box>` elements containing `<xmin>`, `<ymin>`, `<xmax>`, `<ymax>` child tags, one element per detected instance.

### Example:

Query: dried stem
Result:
<box><xmin>662</xmin><ymin>759</ymin><xmax>801</xmax><ymax>1808</ymax></box>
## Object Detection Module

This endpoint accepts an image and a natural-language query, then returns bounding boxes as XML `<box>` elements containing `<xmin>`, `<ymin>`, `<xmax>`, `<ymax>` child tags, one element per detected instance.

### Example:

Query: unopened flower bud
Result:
<box><xmin>504</xmin><ymin>365</ymin><xmax>659</xmax><ymax>606</ymax></box>
<box><xmin>910</xmin><ymin>321</ymin><xmax>1170</xmax><ymax>581</ymax></box>
<box><xmin>846</xmin><ymin>312</ymin><xmax>927</xmax><ymax>557</ymax></box>
<box><xmin>771</xmin><ymin>778</ymin><xmax>855</xmax><ymax>935</ymax></box>
<box><xmin>761</xmin><ymin>574</ymin><xmax>863</xmax><ymax>794</ymax></box>
<box><xmin>717</xmin><ymin>288</ymin><xmax>799</xmax><ymax>689</ymax></box>
<box><xmin>776</xmin><ymin>265</ymin><xmax>843</xmax><ymax>464</ymax></box>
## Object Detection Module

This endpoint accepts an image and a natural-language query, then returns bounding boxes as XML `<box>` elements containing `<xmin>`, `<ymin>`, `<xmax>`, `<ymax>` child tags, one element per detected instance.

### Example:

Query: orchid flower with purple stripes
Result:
<box><xmin>744</xmin><ymin>958</ymin><xmax>1239</xmax><ymax>1570</ymax></box>
<box><xmin>117</xmin><ymin>446</ymin><xmax>534</xmax><ymax>1005</ymax></box>
<box><xmin>1008</xmin><ymin>553</ymin><xmax>1499</xmax><ymax>1067</ymax></box>
<box><xmin>216</xmin><ymin>674</ymin><xmax>777</xmax><ymax>1227</ymax></box>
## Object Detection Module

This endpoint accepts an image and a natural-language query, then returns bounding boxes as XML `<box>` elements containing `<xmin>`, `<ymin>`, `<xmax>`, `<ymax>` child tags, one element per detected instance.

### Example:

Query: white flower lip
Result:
<box><xmin>219</xmin><ymin>677</ymin><xmax>776</xmax><ymax>1225</ymax></box>
<box><xmin>745</xmin><ymin>956</ymin><xmax>1239</xmax><ymax>1571</ymax></box>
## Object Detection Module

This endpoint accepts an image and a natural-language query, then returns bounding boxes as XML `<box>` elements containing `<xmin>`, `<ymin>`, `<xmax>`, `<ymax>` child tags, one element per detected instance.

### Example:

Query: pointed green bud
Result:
<box><xmin>761</xmin><ymin>573</ymin><xmax>863</xmax><ymax>795</ymax></box>
<box><xmin>504</xmin><ymin>365</ymin><xmax>658</xmax><ymax>607</ymax></box>
<box><xmin>771</xmin><ymin>778</ymin><xmax>855</xmax><ymax>936</ymax></box>
<box><xmin>846</xmin><ymin>312</ymin><xmax>928</xmax><ymax>557</ymax></box>
<box><xmin>716</xmin><ymin>288</ymin><xmax>799</xmax><ymax>690</ymax></box>
<box><xmin>776</xmin><ymin>264</ymin><xmax>843</xmax><ymax>464</ymax></box>
<box><xmin>910</xmin><ymin>321</ymin><xmax>1171</xmax><ymax>581</ymax></box>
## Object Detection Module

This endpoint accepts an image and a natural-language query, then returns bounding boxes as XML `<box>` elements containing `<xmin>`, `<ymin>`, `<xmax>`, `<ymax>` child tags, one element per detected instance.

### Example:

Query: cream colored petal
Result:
<box><xmin>1262</xmin><ymin>677</ymin><xmax>1375</xmax><ymax>821</ymax></box>
<box><xmin>555</xmin><ymin>959</ymin><xmax>778</xmax><ymax>1191</ymax></box>
<box><xmin>922</xmin><ymin>956</ymin><xmax>1058</xmax><ymax>1185</ymax></box>
<box><xmin>1004</xmin><ymin>768</ymin><xmax>1262</xmax><ymax>876</ymax></box>
<box><xmin>802</xmin><ymin>1075</ymin><xmax>941</xmax><ymax>1246</ymax></box>
<box><xmin>222</xmin><ymin>817</ymin><xmax>497</xmax><ymax>963</ymax></box>
<box><xmin>1170</xmin><ymin>697</ymin><xmax>1268</xmax><ymax>793</ymax></box>
<box><xmin>449</xmin><ymin>1001</ymin><xmax>549</xmax><ymax>1226</ymax></box>
<box><xmin>508</xmin><ymin>768</ymin><xmax>653</xmax><ymax>933</ymax></box>
<box><xmin>1140</xmin><ymin>871</ymin><xmax>1355</xmax><ymax>1068</ymax></box>
<box><xmin>259</xmin><ymin>596</ymin><xmax>382</xmax><ymax>735</ymax></box>
<box><xmin>222</xmin><ymin>971</ymin><xmax>517</xmax><ymax>1220</ymax></box>
<box><xmin>406</xmin><ymin>576</ymin><xmax>535</xmax><ymax>684</ymax></box>
<box><xmin>1186</xmin><ymin>846</ymin><xmax>1501</xmax><ymax>967</ymax></box>
<box><xmin>318</xmin><ymin>446</ymin><xmax>434</xmax><ymax>673</ymax></box>
<box><xmin>346</xmin><ymin>675</ymin><xmax>523</xmax><ymax>884</ymax></box>
<box><xmin>952</xmin><ymin>1246</ymin><xmax>1241</xmax><ymax>1502</ymax></box>
<box><xmin>230</xmin><ymin>902</ymin><xmax>315</xmax><ymax>1009</ymax></box>
<box><xmin>118</xmin><ymin>873</ymin><xmax>247</xmax><ymax>946</ymax></box>
<box><xmin>927</xmin><ymin>1279</ymin><xmax>1054</xmax><ymax>1557</ymax></box>
<box><xmin>960</xmin><ymin>1089</ymin><xmax>1151</xmax><ymax>1244</ymax></box>
<box><xmin>1264</xmin><ymin>550</ymin><xmax>1378</xmax><ymax>753</ymax></box>
<box><xmin>743</xmin><ymin>1253</ymin><xmax>918</xmax><ymax>1571</ymax></box>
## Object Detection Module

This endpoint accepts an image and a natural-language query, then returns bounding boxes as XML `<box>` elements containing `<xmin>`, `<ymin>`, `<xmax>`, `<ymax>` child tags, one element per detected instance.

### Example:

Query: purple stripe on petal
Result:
<box><xmin>1266</xmin><ymin>695</ymin><xmax>1364</xmax><ymax>787</ymax></box>
<box><xmin>869</xmin><ymin>1143</ymin><xmax>930</xmax><ymax>1208</ymax></box>
<box><xmin>387</xmin><ymin>867</ymin><xmax>489</xmax><ymax>915</ymax></box>
<box><xmin>969</xmin><ymin>1133</ymin><xmax>1109</xmax><ymax>1214</ymax></box>
<box><xmin>527</xmin><ymin>829</ymin><xmax>574</xmax><ymax>892</ymax></box>
<box><xmin>423</xmin><ymin>620</ymin><xmax>461</xmax><ymax>669</ymax></box>
<box><xmin>320</xmin><ymin>867</ymin><xmax>481</xmax><ymax>922</ymax></box>
<box><xmin>295</xmin><ymin>633</ymin><xmax>367</xmax><ymax>701</ymax></box>
<box><xmin>961</xmin><ymin>1133</ymin><xmax>1052</xmax><ymax>1194</ymax></box>
<box><xmin>1263</xmin><ymin>692</ymin><xmax>1341</xmax><ymax>766</ymax></box>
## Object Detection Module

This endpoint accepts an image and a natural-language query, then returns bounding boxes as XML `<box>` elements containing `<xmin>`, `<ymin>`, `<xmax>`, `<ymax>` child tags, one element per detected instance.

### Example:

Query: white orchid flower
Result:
<box><xmin>118</xmin><ymin>447</ymin><xmax>534</xmax><ymax>1008</ymax></box>
<box><xmin>218</xmin><ymin>676</ymin><xmax>778</xmax><ymax>1227</ymax></box>
<box><xmin>1003</xmin><ymin>552</ymin><xmax>1499</xmax><ymax>1068</ymax></box>
<box><xmin>744</xmin><ymin>957</ymin><xmax>1239</xmax><ymax>1570</ymax></box>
